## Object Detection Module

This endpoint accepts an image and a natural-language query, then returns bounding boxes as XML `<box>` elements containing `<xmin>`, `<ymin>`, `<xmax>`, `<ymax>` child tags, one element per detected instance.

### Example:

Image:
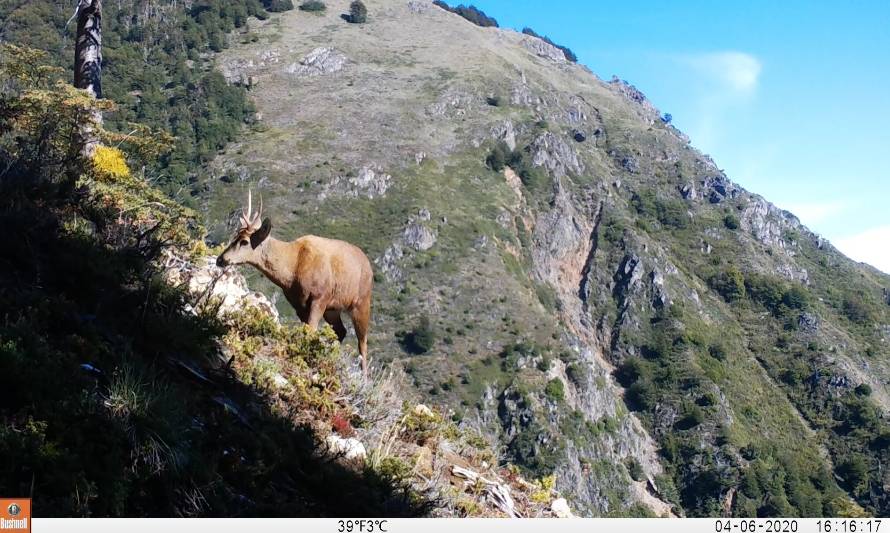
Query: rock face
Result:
<box><xmin>287</xmin><ymin>47</ymin><xmax>347</xmax><ymax>77</ymax></box>
<box><xmin>320</xmin><ymin>166</ymin><xmax>392</xmax><ymax>199</ymax></box>
<box><xmin>608</xmin><ymin>76</ymin><xmax>660</xmax><ymax>123</ymax></box>
<box><xmin>491</xmin><ymin>120</ymin><xmax>517</xmax><ymax>151</ymax></box>
<box><xmin>164</xmin><ymin>254</ymin><xmax>280</xmax><ymax>321</ymax></box>
<box><xmin>520</xmin><ymin>36</ymin><xmax>568</xmax><ymax>63</ymax></box>
<box><xmin>376</xmin><ymin>209</ymin><xmax>438</xmax><ymax>281</ymax></box>
<box><xmin>529</xmin><ymin>132</ymin><xmax>584</xmax><ymax>177</ymax></box>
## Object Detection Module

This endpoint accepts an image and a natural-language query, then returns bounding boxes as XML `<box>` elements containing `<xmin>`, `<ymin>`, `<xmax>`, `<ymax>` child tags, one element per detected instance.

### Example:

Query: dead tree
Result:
<box><xmin>74</xmin><ymin>0</ymin><xmax>102</xmax><ymax>99</ymax></box>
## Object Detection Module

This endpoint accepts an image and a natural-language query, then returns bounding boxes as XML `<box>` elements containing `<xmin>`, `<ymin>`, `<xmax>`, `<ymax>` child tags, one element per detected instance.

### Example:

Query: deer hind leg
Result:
<box><xmin>350</xmin><ymin>298</ymin><xmax>371</xmax><ymax>377</ymax></box>
<box><xmin>323</xmin><ymin>309</ymin><xmax>347</xmax><ymax>342</ymax></box>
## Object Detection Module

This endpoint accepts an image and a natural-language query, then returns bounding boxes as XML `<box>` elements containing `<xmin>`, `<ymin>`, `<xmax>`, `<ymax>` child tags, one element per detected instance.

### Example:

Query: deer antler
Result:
<box><xmin>239</xmin><ymin>189</ymin><xmax>263</xmax><ymax>231</ymax></box>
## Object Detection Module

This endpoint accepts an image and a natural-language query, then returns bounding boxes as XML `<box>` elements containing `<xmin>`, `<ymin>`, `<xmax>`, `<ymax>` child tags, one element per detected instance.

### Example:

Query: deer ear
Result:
<box><xmin>251</xmin><ymin>217</ymin><xmax>272</xmax><ymax>247</ymax></box>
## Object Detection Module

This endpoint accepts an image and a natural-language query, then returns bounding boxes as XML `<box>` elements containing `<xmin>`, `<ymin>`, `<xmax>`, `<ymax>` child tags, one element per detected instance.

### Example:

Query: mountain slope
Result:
<box><xmin>198</xmin><ymin>0</ymin><xmax>890</xmax><ymax>517</ymax></box>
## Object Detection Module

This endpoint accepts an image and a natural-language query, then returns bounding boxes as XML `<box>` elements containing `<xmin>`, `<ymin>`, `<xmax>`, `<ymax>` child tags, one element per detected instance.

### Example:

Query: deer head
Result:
<box><xmin>216</xmin><ymin>189</ymin><xmax>273</xmax><ymax>267</ymax></box>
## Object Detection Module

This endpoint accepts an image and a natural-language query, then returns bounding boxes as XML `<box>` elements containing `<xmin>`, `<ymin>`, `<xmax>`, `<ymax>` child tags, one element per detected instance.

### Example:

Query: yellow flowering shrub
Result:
<box><xmin>92</xmin><ymin>145</ymin><xmax>130</xmax><ymax>180</ymax></box>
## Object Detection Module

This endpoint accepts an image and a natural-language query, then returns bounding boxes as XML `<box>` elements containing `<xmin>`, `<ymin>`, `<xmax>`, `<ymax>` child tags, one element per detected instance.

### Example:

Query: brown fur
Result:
<box><xmin>218</xmin><ymin>220</ymin><xmax>373</xmax><ymax>375</ymax></box>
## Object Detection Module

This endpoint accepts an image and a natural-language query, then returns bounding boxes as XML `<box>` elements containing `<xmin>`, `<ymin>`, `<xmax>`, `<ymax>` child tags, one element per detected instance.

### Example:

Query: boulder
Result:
<box><xmin>164</xmin><ymin>254</ymin><xmax>280</xmax><ymax>322</ymax></box>
<box><xmin>325</xmin><ymin>435</ymin><xmax>367</xmax><ymax>461</ymax></box>
<box><xmin>551</xmin><ymin>498</ymin><xmax>575</xmax><ymax>518</ymax></box>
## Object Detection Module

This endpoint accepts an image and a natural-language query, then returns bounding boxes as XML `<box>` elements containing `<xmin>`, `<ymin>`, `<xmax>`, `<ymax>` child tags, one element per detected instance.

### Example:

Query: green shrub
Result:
<box><xmin>544</xmin><ymin>378</ymin><xmax>565</xmax><ymax>402</ymax></box>
<box><xmin>265</xmin><ymin>0</ymin><xmax>295</xmax><ymax>11</ymax></box>
<box><xmin>709</xmin><ymin>267</ymin><xmax>746</xmax><ymax>302</ymax></box>
<box><xmin>631</xmin><ymin>189</ymin><xmax>689</xmax><ymax>229</ymax></box>
<box><xmin>348</xmin><ymin>0</ymin><xmax>367</xmax><ymax>22</ymax></box>
<box><xmin>842</xmin><ymin>295</ymin><xmax>874</xmax><ymax>324</ymax></box>
<box><xmin>723</xmin><ymin>214</ymin><xmax>740</xmax><ymax>230</ymax></box>
<box><xmin>675</xmin><ymin>405</ymin><xmax>704</xmax><ymax>430</ymax></box>
<box><xmin>486</xmin><ymin>141</ymin><xmax>509</xmax><ymax>171</ymax></box>
<box><xmin>401</xmin><ymin>315</ymin><xmax>436</xmax><ymax>354</ymax></box>
<box><xmin>299</xmin><ymin>0</ymin><xmax>326</xmax><ymax>12</ymax></box>
<box><xmin>745</xmin><ymin>273</ymin><xmax>787</xmax><ymax>313</ymax></box>
<box><xmin>855</xmin><ymin>383</ymin><xmax>873</xmax><ymax>397</ymax></box>
<box><xmin>708</xmin><ymin>342</ymin><xmax>728</xmax><ymax>361</ymax></box>
<box><xmin>626</xmin><ymin>381</ymin><xmax>656</xmax><ymax>411</ymax></box>
<box><xmin>626</xmin><ymin>458</ymin><xmax>645</xmax><ymax>482</ymax></box>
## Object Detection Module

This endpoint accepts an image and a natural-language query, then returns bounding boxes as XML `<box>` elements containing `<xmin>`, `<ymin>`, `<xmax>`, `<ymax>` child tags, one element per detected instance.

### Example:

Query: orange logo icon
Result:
<box><xmin>0</xmin><ymin>499</ymin><xmax>30</xmax><ymax>532</ymax></box>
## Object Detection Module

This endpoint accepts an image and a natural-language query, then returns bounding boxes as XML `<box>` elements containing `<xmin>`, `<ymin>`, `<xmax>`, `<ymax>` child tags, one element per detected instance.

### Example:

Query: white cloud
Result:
<box><xmin>671</xmin><ymin>51</ymin><xmax>762</xmax><ymax>152</ymax></box>
<box><xmin>683</xmin><ymin>51</ymin><xmax>762</xmax><ymax>94</ymax></box>
<box><xmin>835</xmin><ymin>225</ymin><xmax>890</xmax><ymax>274</ymax></box>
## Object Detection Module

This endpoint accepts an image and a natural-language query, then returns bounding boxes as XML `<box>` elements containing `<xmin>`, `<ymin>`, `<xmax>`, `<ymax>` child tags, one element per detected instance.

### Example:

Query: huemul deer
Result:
<box><xmin>217</xmin><ymin>191</ymin><xmax>374</xmax><ymax>376</ymax></box>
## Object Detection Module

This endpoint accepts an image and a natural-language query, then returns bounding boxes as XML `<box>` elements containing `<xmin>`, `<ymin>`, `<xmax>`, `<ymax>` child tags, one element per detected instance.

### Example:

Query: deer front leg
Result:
<box><xmin>305</xmin><ymin>299</ymin><xmax>326</xmax><ymax>331</ymax></box>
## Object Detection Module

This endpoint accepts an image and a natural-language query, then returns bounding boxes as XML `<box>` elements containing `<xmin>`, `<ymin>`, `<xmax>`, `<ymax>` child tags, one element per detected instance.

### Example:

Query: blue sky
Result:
<box><xmin>470</xmin><ymin>0</ymin><xmax>890</xmax><ymax>273</ymax></box>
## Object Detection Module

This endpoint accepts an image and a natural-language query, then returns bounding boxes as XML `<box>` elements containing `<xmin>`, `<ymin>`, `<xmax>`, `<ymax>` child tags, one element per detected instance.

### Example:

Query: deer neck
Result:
<box><xmin>251</xmin><ymin>236</ymin><xmax>296</xmax><ymax>289</ymax></box>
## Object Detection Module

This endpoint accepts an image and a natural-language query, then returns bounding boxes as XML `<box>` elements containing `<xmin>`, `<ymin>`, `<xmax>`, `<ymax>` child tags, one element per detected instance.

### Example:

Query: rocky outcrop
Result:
<box><xmin>287</xmin><ymin>47</ymin><xmax>347</xmax><ymax>77</ymax></box>
<box><xmin>491</xmin><ymin>120</ymin><xmax>517</xmax><ymax>151</ymax></box>
<box><xmin>521</xmin><ymin>36</ymin><xmax>568</xmax><ymax>63</ymax></box>
<box><xmin>427</xmin><ymin>86</ymin><xmax>477</xmax><ymax>118</ymax></box>
<box><xmin>319</xmin><ymin>166</ymin><xmax>392</xmax><ymax>200</ymax></box>
<box><xmin>163</xmin><ymin>253</ymin><xmax>280</xmax><ymax>321</ymax></box>
<box><xmin>529</xmin><ymin>132</ymin><xmax>584</xmax><ymax>178</ymax></box>
<box><xmin>608</xmin><ymin>76</ymin><xmax>660</xmax><ymax>123</ymax></box>
<box><xmin>376</xmin><ymin>209</ymin><xmax>438</xmax><ymax>282</ymax></box>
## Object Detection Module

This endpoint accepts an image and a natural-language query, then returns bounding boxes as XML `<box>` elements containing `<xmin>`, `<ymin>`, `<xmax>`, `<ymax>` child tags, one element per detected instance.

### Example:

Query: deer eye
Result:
<box><xmin>239</xmin><ymin>239</ymin><xmax>249</xmax><ymax>247</ymax></box>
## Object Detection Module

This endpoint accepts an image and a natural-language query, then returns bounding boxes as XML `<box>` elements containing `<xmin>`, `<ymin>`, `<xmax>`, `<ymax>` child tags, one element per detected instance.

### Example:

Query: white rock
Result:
<box><xmin>164</xmin><ymin>254</ymin><xmax>280</xmax><ymax>322</ymax></box>
<box><xmin>287</xmin><ymin>47</ymin><xmax>347</xmax><ymax>77</ymax></box>
<box><xmin>325</xmin><ymin>435</ymin><xmax>367</xmax><ymax>461</ymax></box>
<box><xmin>413</xmin><ymin>404</ymin><xmax>435</xmax><ymax>418</ymax></box>
<box><xmin>551</xmin><ymin>498</ymin><xmax>574</xmax><ymax>518</ymax></box>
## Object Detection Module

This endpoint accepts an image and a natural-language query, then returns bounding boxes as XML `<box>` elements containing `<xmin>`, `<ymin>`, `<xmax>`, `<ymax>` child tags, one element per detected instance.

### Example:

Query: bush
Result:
<box><xmin>709</xmin><ymin>267</ymin><xmax>746</xmax><ymax>302</ymax></box>
<box><xmin>631</xmin><ymin>189</ymin><xmax>689</xmax><ymax>229</ymax></box>
<box><xmin>675</xmin><ymin>405</ymin><xmax>705</xmax><ymax>430</ymax></box>
<box><xmin>544</xmin><ymin>378</ymin><xmax>565</xmax><ymax>402</ymax></box>
<box><xmin>626</xmin><ymin>458</ymin><xmax>645</xmax><ymax>482</ymax></box>
<box><xmin>348</xmin><ymin>0</ymin><xmax>367</xmax><ymax>23</ymax></box>
<box><xmin>265</xmin><ymin>0</ymin><xmax>294</xmax><ymax>11</ymax></box>
<box><xmin>723</xmin><ymin>213</ymin><xmax>740</xmax><ymax>230</ymax></box>
<box><xmin>837</xmin><ymin>456</ymin><xmax>869</xmax><ymax>495</ymax></box>
<box><xmin>843</xmin><ymin>295</ymin><xmax>874</xmax><ymax>324</ymax></box>
<box><xmin>708</xmin><ymin>342</ymin><xmax>728</xmax><ymax>361</ymax></box>
<box><xmin>402</xmin><ymin>315</ymin><xmax>436</xmax><ymax>354</ymax></box>
<box><xmin>781</xmin><ymin>285</ymin><xmax>810</xmax><ymax>310</ymax></box>
<box><xmin>626</xmin><ymin>381</ymin><xmax>656</xmax><ymax>411</ymax></box>
<box><xmin>299</xmin><ymin>0</ymin><xmax>326</xmax><ymax>12</ymax></box>
<box><xmin>486</xmin><ymin>141</ymin><xmax>509</xmax><ymax>171</ymax></box>
<box><xmin>745</xmin><ymin>273</ymin><xmax>787</xmax><ymax>313</ymax></box>
<box><xmin>855</xmin><ymin>383</ymin><xmax>873</xmax><ymax>397</ymax></box>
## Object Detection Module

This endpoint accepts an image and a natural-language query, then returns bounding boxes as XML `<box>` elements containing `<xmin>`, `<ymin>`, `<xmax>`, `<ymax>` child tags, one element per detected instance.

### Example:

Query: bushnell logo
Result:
<box><xmin>0</xmin><ymin>498</ymin><xmax>29</xmax><ymax>531</ymax></box>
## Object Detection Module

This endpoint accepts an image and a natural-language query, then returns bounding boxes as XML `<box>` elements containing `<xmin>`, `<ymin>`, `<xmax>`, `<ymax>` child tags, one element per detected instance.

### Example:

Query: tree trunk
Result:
<box><xmin>73</xmin><ymin>0</ymin><xmax>102</xmax><ymax>157</ymax></box>
<box><xmin>74</xmin><ymin>0</ymin><xmax>102</xmax><ymax>99</ymax></box>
